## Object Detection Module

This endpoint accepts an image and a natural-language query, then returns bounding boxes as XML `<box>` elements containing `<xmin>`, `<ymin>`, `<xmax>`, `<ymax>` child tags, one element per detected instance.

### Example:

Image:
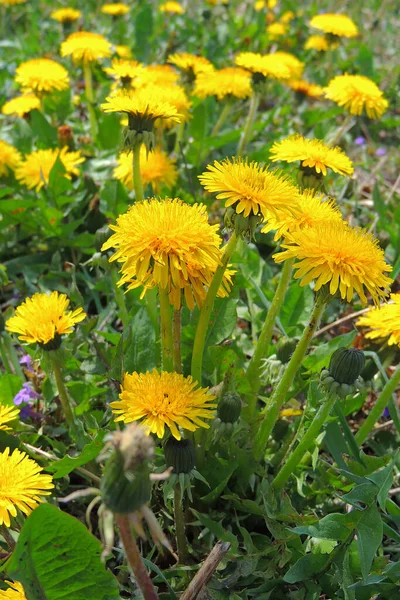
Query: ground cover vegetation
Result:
<box><xmin>0</xmin><ymin>0</ymin><xmax>399</xmax><ymax>598</ymax></box>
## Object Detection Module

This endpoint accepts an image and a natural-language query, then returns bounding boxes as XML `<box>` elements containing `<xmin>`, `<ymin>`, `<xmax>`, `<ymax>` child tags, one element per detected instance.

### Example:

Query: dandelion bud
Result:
<box><xmin>95</xmin><ymin>226</ymin><xmax>112</xmax><ymax>252</ymax></box>
<box><xmin>224</xmin><ymin>208</ymin><xmax>262</xmax><ymax>239</ymax></box>
<box><xmin>297</xmin><ymin>164</ymin><xmax>324</xmax><ymax>192</ymax></box>
<box><xmin>275</xmin><ymin>336</ymin><xmax>298</xmax><ymax>364</ymax></box>
<box><xmin>217</xmin><ymin>391</ymin><xmax>241</xmax><ymax>424</ymax></box>
<box><xmin>164</xmin><ymin>437</ymin><xmax>195</xmax><ymax>474</ymax></box>
<box><xmin>100</xmin><ymin>424</ymin><xmax>153</xmax><ymax>514</ymax></box>
<box><xmin>320</xmin><ymin>347</ymin><xmax>365</xmax><ymax>398</ymax></box>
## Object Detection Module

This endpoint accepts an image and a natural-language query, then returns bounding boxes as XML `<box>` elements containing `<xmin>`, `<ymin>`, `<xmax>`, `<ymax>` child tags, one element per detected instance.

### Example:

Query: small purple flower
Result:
<box><xmin>376</xmin><ymin>147</ymin><xmax>386</xmax><ymax>157</ymax></box>
<box><xmin>19</xmin><ymin>354</ymin><xmax>33</xmax><ymax>372</ymax></box>
<box><xmin>382</xmin><ymin>407</ymin><xmax>390</xmax><ymax>419</ymax></box>
<box><xmin>13</xmin><ymin>382</ymin><xmax>40</xmax><ymax>406</ymax></box>
<box><xmin>354</xmin><ymin>136</ymin><xmax>365</xmax><ymax>145</ymax></box>
<box><xmin>20</xmin><ymin>405</ymin><xmax>43</xmax><ymax>420</ymax></box>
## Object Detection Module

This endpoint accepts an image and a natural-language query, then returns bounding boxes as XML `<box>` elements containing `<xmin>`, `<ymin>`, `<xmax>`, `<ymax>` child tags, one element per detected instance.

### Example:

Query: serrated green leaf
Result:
<box><xmin>355</xmin><ymin>503</ymin><xmax>383</xmax><ymax>582</ymax></box>
<box><xmin>46</xmin><ymin>432</ymin><xmax>105</xmax><ymax>478</ymax></box>
<box><xmin>366</xmin><ymin>462</ymin><xmax>393</xmax><ymax>512</ymax></box>
<box><xmin>283</xmin><ymin>553</ymin><xmax>328</xmax><ymax>583</ymax></box>
<box><xmin>292</xmin><ymin>512</ymin><xmax>359</xmax><ymax>542</ymax></box>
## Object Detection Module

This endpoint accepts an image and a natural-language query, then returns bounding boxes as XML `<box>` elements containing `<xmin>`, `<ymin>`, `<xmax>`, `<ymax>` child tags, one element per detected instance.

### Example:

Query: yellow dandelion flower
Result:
<box><xmin>111</xmin><ymin>371</ymin><xmax>216</xmax><ymax>439</ymax></box>
<box><xmin>304</xmin><ymin>34</ymin><xmax>329</xmax><ymax>51</ymax></box>
<box><xmin>0</xmin><ymin>404</ymin><xmax>19</xmax><ymax>431</ymax></box>
<box><xmin>61</xmin><ymin>31</ymin><xmax>112</xmax><ymax>64</ymax></box>
<box><xmin>280</xmin><ymin>10</ymin><xmax>295</xmax><ymax>23</ymax></box>
<box><xmin>0</xmin><ymin>447</ymin><xmax>54</xmax><ymax>527</ymax></box>
<box><xmin>101</xmin><ymin>87</ymin><xmax>183</xmax><ymax>130</ymax></box>
<box><xmin>50</xmin><ymin>7</ymin><xmax>81</xmax><ymax>23</ymax></box>
<box><xmin>0</xmin><ymin>0</ymin><xmax>26</xmax><ymax>5</ymax></box>
<box><xmin>1</xmin><ymin>93</ymin><xmax>40</xmax><ymax>118</ymax></box>
<box><xmin>357</xmin><ymin>294</ymin><xmax>400</xmax><ymax>348</ymax></box>
<box><xmin>235</xmin><ymin>52</ymin><xmax>291</xmax><ymax>80</ymax></box>
<box><xmin>0</xmin><ymin>581</ymin><xmax>27</xmax><ymax>600</ymax></box>
<box><xmin>194</xmin><ymin>67</ymin><xmax>252</xmax><ymax>100</ymax></box>
<box><xmin>168</xmin><ymin>52</ymin><xmax>214</xmax><ymax>76</ymax></box>
<box><xmin>287</xmin><ymin>79</ymin><xmax>324</xmax><ymax>98</ymax></box>
<box><xmin>139</xmin><ymin>64</ymin><xmax>180</xmax><ymax>87</ymax></box>
<box><xmin>6</xmin><ymin>291</ymin><xmax>86</xmax><ymax>346</ymax></box>
<box><xmin>104</xmin><ymin>58</ymin><xmax>144</xmax><ymax>87</ymax></box>
<box><xmin>274</xmin><ymin>221</ymin><xmax>393</xmax><ymax>306</ymax></box>
<box><xmin>267</xmin><ymin>22</ymin><xmax>287</xmax><ymax>37</ymax></box>
<box><xmin>0</xmin><ymin>140</ymin><xmax>21</xmax><ymax>177</ymax></box>
<box><xmin>101</xmin><ymin>2</ymin><xmax>129</xmax><ymax>16</ymax></box>
<box><xmin>309</xmin><ymin>13</ymin><xmax>358</xmax><ymax>38</ymax></box>
<box><xmin>324</xmin><ymin>74</ymin><xmax>388</xmax><ymax>119</ymax></box>
<box><xmin>102</xmin><ymin>197</ymin><xmax>233</xmax><ymax>310</ymax></box>
<box><xmin>270</xmin><ymin>134</ymin><xmax>354</xmax><ymax>177</ymax></box>
<box><xmin>254</xmin><ymin>0</ymin><xmax>266</xmax><ymax>10</ymax></box>
<box><xmin>160</xmin><ymin>1</ymin><xmax>184</xmax><ymax>13</ymax></box>
<box><xmin>149</xmin><ymin>83</ymin><xmax>191</xmax><ymax>128</ymax></box>
<box><xmin>14</xmin><ymin>147</ymin><xmax>84</xmax><ymax>192</ymax></box>
<box><xmin>114</xmin><ymin>147</ymin><xmax>178</xmax><ymax>193</ymax></box>
<box><xmin>280</xmin><ymin>408</ymin><xmax>302</xmax><ymax>417</ymax></box>
<box><xmin>115</xmin><ymin>44</ymin><xmax>132</xmax><ymax>58</ymax></box>
<box><xmin>199</xmin><ymin>157</ymin><xmax>299</xmax><ymax>219</ymax></box>
<box><xmin>15</xmin><ymin>59</ymin><xmax>69</xmax><ymax>94</ymax></box>
<box><xmin>270</xmin><ymin>51</ymin><xmax>304</xmax><ymax>79</ymax></box>
<box><xmin>262</xmin><ymin>189</ymin><xmax>343</xmax><ymax>240</ymax></box>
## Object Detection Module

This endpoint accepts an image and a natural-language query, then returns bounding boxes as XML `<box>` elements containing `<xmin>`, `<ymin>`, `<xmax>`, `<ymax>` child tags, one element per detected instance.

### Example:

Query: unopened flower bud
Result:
<box><xmin>164</xmin><ymin>437</ymin><xmax>195</xmax><ymax>474</ymax></box>
<box><xmin>275</xmin><ymin>336</ymin><xmax>298</xmax><ymax>364</ymax></box>
<box><xmin>297</xmin><ymin>165</ymin><xmax>324</xmax><ymax>192</ymax></box>
<box><xmin>320</xmin><ymin>347</ymin><xmax>365</xmax><ymax>398</ymax></box>
<box><xmin>217</xmin><ymin>391</ymin><xmax>241</xmax><ymax>424</ymax></box>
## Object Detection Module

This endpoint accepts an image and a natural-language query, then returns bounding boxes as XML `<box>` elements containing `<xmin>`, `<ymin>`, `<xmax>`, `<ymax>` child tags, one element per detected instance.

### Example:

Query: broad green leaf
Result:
<box><xmin>283</xmin><ymin>553</ymin><xmax>328</xmax><ymax>583</ymax></box>
<box><xmin>135</xmin><ymin>6</ymin><xmax>153</xmax><ymax>61</ymax></box>
<box><xmin>191</xmin><ymin>510</ymin><xmax>238</xmax><ymax>554</ymax></box>
<box><xmin>124</xmin><ymin>307</ymin><xmax>157</xmax><ymax>374</ymax></box>
<box><xmin>7</xmin><ymin>504</ymin><xmax>120</xmax><ymax>600</ymax></box>
<box><xmin>279</xmin><ymin>279</ymin><xmax>313</xmax><ymax>335</ymax></box>
<box><xmin>342</xmin><ymin>483</ymin><xmax>378</xmax><ymax>508</ymax></box>
<box><xmin>355</xmin><ymin>503</ymin><xmax>383</xmax><ymax>582</ymax></box>
<box><xmin>201</xmin><ymin>459</ymin><xmax>239</xmax><ymax>503</ymax></box>
<box><xmin>29</xmin><ymin>110</ymin><xmax>58</xmax><ymax>147</ymax></box>
<box><xmin>205</xmin><ymin>295</ymin><xmax>239</xmax><ymax>348</ymax></box>
<box><xmin>303</xmin><ymin>331</ymin><xmax>358</xmax><ymax>374</ymax></box>
<box><xmin>366</xmin><ymin>462</ymin><xmax>393</xmax><ymax>512</ymax></box>
<box><xmin>0</xmin><ymin>431</ymin><xmax>20</xmax><ymax>452</ymax></box>
<box><xmin>46</xmin><ymin>432</ymin><xmax>105</xmax><ymax>478</ymax></box>
<box><xmin>292</xmin><ymin>512</ymin><xmax>360</xmax><ymax>542</ymax></box>
<box><xmin>0</xmin><ymin>374</ymin><xmax>23</xmax><ymax>406</ymax></box>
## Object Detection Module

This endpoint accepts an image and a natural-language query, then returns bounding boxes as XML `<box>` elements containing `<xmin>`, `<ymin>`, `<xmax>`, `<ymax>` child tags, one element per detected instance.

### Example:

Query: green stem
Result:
<box><xmin>132</xmin><ymin>141</ymin><xmax>144</xmax><ymax>202</ymax></box>
<box><xmin>49</xmin><ymin>352</ymin><xmax>78</xmax><ymax>438</ymax></box>
<box><xmin>328</xmin><ymin>113</ymin><xmax>354</xmax><ymax>146</ymax></box>
<box><xmin>355</xmin><ymin>364</ymin><xmax>400</xmax><ymax>446</ymax></box>
<box><xmin>3</xmin><ymin>335</ymin><xmax>24</xmax><ymax>379</ymax></box>
<box><xmin>110</xmin><ymin>266</ymin><xmax>130</xmax><ymax>328</ymax></box>
<box><xmin>211</xmin><ymin>100</ymin><xmax>232</xmax><ymax>137</ymax></box>
<box><xmin>244</xmin><ymin>258</ymin><xmax>294</xmax><ymax>416</ymax></box>
<box><xmin>173</xmin><ymin>121</ymin><xmax>185</xmax><ymax>155</ymax></box>
<box><xmin>115</xmin><ymin>514</ymin><xmax>159</xmax><ymax>600</ymax></box>
<box><xmin>191</xmin><ymin>233</ymin><xmax>238</xmax><ymax>385</ymax></box>
<box><xmin>173</xmin><ymin>482</ymin><xmax>188</xmax><ymax>563</ymax></box>
<box><xmin>237</xmin><ymin>93</ymin><xmax>260</xmax><ymax>157</ymax></box>
<box><xmin>173</xmin><ymin>308</ymin><xmax>182</xmax><ymax>374</ymax></box>
<box><xmin>0</xmin><ymin>336</ymin><xmax>14</xmax><ymax>374</ymax></box>
<box><xmin>159</xmin><ymin>286</ymin><xmax>173</xmax><ymax>373</ymax></box>
<box><xmin>83</xmin><ymin>62</ymin><xmax>98</xmax><ymax>142</ymax></box>
<box><xmin>272</xmin><ymin>393</ymin><xmax>337</xmax><ymax>490</ymax></box>
<box><xmin>1</xmin><ymin>525</ymin><xmax>16</xmax><ymax>551</ymax></box>
<box><xmin>253</xmin><ymin>296</ymin><xmax>327</xmax><ymax>461</ymax></box>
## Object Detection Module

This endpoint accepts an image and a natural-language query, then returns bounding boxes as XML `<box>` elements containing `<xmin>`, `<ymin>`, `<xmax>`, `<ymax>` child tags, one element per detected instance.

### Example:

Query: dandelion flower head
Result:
<box><xmin>104</xmin><ymin>59</ymin><xmax>144</xmax><ymax>87</ymax></box>
<box><xmin>269</xmin><ymin>51</ymin><xmax>304</xmax><ymax>79</ymax></box>
<box><xmin>262</xmin><ymin>189</ymin><xmax>343</xmax><ymax>240</ymax></box>
<box><xmin>266</xmin><ymin>22</ymin><xmax>287</xmax><ymax>38</ymax></box>
<box><xmin>61</xmin><ymin>31</ymin><xmax>112</xmax><ymax>64</ymax></box>
<box><xmin>2</xmin><ymin>93</ymin><xmax>41</xmax><ymax>118</ymax></box>
<box><xmin>0</xmin><ymin>140</ymin><xmax>21</xmax><ymax>177</ymax></box>
<box><xmin>168</xmin><ymin>52</ymin><xmax>214</xmax><ymax>76</ymax></box>
<box><xmin>114</xmin><ymin>147</ymin><xmax>178</xmax><ymax>194</ymax></box>
<box><xmin>0</xmin><ymin>0</ymin><xmax>27</xmax><ymax>5</ymax></box>
<box><xmin>270</xmin><ymin>134</ymin><xmax>354</xmax><ymax>176</ymax></box>
<box><xmin>115</xmin><ymin>44</ymin><xmax>132</xmax><ymax>59</ymax></box>
<box><xmin>111</xmin><ymin>371</ymin><xmax>216</xmax><ymax>439</ymax></box>
<box><xmin>357</xmin><ymin>294</ymin><xmax>400</xmax><ymax>348</ymax></box>
<box><xmin>102</xmin><ymin>197</ymin><xmax>233</xmax><ymax>310</ymax></box>
<box><xmin>304</xmin><ymin>35</ymin><xmax>329</xmax><ymax>51</ymax></box>
<box><xmin>0</xmin><ymin>581</ymin><xmax>27</xmax><ymax>600</ymax></box>
<box><xmin>0</xmin><ymin>447</ymin><xmax>54</xmax><ymax>527</ymax></box>
<box><xmin>160</xmin><ymin>1</ymin><xmax>184</xmax><ymax>13</ymax></box>
<box><xmin>0</xmin><ymin>404</ymin><xmax>19</xmax><ymax>431</ymax></box>
<box><xmin>139</xmin><ymin>64</ymin><xmax>180</xmax><ymax>87</ymax></box>
<box><xmin>287</xmin><ymin>79</ymin><xmax>324</xmax><ymax>98</ymax></box>
<box><xmin>14</xmin><ymin>147</ymin><xmax>84</xmax><ymax>191</ymax></box>
<box><xmin>6</xmin><ymin>291</ymin><xmax>86</xmax><ymax>346</ymax></box>
<box><xmin>194</xmin><ymin>67</ymin><xmax>252</xmax><ymax>100</ymax></box>
<box><xmin>15</xmin><ymin>59</ymin><xmax>69</xmax><ymax>94</ymax></box>
<box><xmin>309</xmin><ymin>13</ymin><xmax>358</xmax><ymax>38</ymax></box>
<box><xmin>50</xmin><ymin>8</ymin><xmax>81</xmax><ymax>23</ymax></box>
<box><xmin>235</xmin><ymin>52</ymin><xmax>292</xmax><ymax>80</ymax></box>
<box><xmin>101</xmin><ymin>3</ymin><xmax>130</xmax><ymax>16</ymax></box>
<box><xmin>324</xmin><ymin>74</ymin><xmax>388</xmax><ymax>119</ymax></box>
<box><xmin>274</xmin><ymin>220</ymin><xmax>393</xmax><ymax>306</ymax></box>
<box><xmin>199</xmin><ymin>157</ymin><xmax>299</xmax><ymax>219</ymax></box>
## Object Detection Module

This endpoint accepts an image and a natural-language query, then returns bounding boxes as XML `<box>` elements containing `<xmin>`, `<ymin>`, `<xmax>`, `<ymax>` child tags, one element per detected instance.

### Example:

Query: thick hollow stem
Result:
<box><xmin>49</xmin><ymin>352</ymin><xmax>78</xmax><ymax>438</ymax></box>
<box><xmin>173</xmin><ymin>308</ymin><xmax>182</xmax><ymax>374</ymax></box>
<box><xmin>83</xmin><ymin>62</ymin><xmax>98</xmax><ymax>142</ymax></box>
<box><xmin>191</xmin><ymin>233</ymin><xmax>238</xmax><ymax>385</ymax></box>
<box><xmin>132</xmin><ymin>141</ymin><xmax>144</xmax><ymax>202</ymax></box>
<box><xmin>245</xmin><ymin>258</ymin><xmax>294</xmax><ymax>417</ymax></box>
<box><xmin>110</xmin><ymin>266</ymin><xmax>130</xmax><ymax>328</ymax></box>
<box><xmin>237</xmin><ymin>93</ymin><xmax>260</xmax><ymax>157</ymax></box>
<box><xmin>115</xmin><ymin>514</ymin><xmax>159</xmax><ymax>600</ymax></box>
<box><xmin>211</xmin><ymin>101</ymin><xmax>232</xmax><ymax>137</ymax></box>
<box><xmin>252</xmin><ymin>297</ymin><xmax>327</xmax><ymax>461</ymax></box>
<box><xmin>355</xmin><ymin>364</ymin><xmax>400</xmax><ymax>446</ymax></box>
<box><xmin>1</xmin><ymin>525</ymin><xmax>16</xmax><ymax>551</ymax></box>
<box><xmin>174</xmin><ymin>482</ymin><xmax>188</xmax><ymax>564</ymax></box>
<box><xmin>272</xmin><ymin>393</ymin><xmax>337</xmax><ymax>490</ymax></box>
<box><xmin>159</xmin><ymin>286</ymin><xmax>173</xmax><ymax>373</ymax></box>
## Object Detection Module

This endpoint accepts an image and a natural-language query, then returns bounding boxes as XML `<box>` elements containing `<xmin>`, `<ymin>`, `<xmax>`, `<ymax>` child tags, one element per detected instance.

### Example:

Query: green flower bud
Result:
<box><xmin>224</xmin><ymin>207</ymin><xmax>262</xmax><ymax>239</ymax></box>
<box><xmin>40</xmin><ymin>334</ymin><xmax>62</xmax><ymax>351</ymax></box>
<box><xmin>329</xmin><ymin>347</ymin><xmax>366</xmax><ymax>385</ymax></box>
<box><xmin>275</xmin><ymin>336</ymin><xmax>299</xmax><ymax>364</ymax></box>
<box><xmin>164</xmin><ymin>437</ymin><xmax>195</xmax><ymax>474</ymax></box>
<box><xmin>95</xmin><ymin>226</ymin><xmax>112</xmax><ymax>252</ymax></box>
<box><xmin>217</xmin><ymin>391</ymin><xmax>241</xmax><ymax>424</ymax></box>
<box><xmin>297</xmin><ymin>165</ymin><xmax>325</xmax><ymax>192</ymax></box>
